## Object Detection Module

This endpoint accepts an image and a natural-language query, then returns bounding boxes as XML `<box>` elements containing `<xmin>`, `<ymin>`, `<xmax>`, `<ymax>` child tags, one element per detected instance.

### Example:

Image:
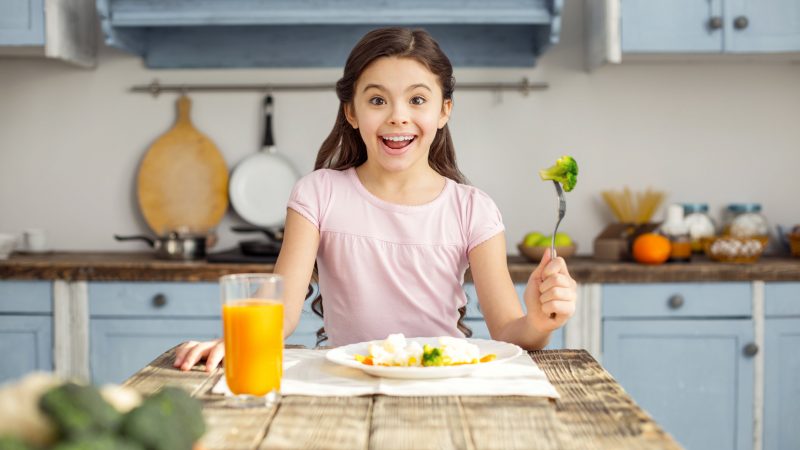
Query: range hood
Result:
<box><xmin>97</xmin><ymin>0</ymin><xmax>562</xmax><ymax>68</ymax></box>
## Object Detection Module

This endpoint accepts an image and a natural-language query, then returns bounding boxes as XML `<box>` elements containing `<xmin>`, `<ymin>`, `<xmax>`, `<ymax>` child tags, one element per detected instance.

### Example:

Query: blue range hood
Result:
<box><xmin>97</xmin><ymin>0</ymin><xmax>562</xmax><ymax>68</ymax></box>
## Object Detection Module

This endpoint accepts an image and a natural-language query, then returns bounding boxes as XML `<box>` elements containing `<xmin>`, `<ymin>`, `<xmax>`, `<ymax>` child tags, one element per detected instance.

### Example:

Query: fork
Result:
<box><xmin>547</xmin><ymin>180</ymin><xmax>566</xmax><ymax>320</ymax></box>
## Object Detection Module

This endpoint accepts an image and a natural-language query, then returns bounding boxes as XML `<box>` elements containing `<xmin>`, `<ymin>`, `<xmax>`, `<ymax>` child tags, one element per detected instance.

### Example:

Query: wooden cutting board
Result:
<box><xmin>137</xmin><ymin>95</ymin><xmax>229</xmax><ymax>235</ymax></box>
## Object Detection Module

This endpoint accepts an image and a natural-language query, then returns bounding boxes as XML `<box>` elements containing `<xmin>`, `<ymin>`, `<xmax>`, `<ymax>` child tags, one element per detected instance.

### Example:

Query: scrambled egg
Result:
<box><xmin>355</xmin><ymin>334</ymin><xmax>495</xmax><ymax>367</ymax></box>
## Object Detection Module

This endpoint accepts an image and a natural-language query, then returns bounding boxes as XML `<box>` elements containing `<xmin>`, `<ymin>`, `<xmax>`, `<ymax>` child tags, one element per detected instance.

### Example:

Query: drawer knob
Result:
<box><xmin>743</xmin><ymin>343</ymin><xmax>759</xmax><ymax>357</ymax></box>
<box><xmin>667</xmin><ymin>294</ymin><xmax>685</xmax><ymax>309</ymax></box>
<box><xmin>707</xmin><ymin>16</ymin><xmax>723</xmax><ymax>30</ymax></box>
<box><xmin>734</xmin><ymin>16</ymin><xmax>749</xmax><ymax>30</ymax></box>
<box><xmin>152</xmin><ymin>293</ymin><xmax>168</xmax><ymax>308</ymax></box>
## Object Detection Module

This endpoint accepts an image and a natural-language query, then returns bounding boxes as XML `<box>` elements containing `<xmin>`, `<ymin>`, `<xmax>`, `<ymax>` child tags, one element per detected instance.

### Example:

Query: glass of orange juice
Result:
<box><xmin>220</xmin><ymin>273</ymin><xmax>283</xmax><ymax>408</ymax></box>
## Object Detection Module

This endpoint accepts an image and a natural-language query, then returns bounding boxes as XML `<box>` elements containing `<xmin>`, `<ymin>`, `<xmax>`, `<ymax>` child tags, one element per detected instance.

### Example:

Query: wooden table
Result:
<box><xmin>124</xmin><ymin>348</ymin><xmax>681</xmax><ymax>450</ymax></box>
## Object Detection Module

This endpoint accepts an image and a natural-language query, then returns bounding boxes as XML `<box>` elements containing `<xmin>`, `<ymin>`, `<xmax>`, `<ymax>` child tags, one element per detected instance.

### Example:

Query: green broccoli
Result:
<box><xmin>422</xmin><ymin>345</ymin><xmax>444</xmax><ymax>367</ymax></box>
<box><xmin>539</xmin><ymin>155</ymin><xmax>578</xmax><ymax>192</ymax></box>
<box><xmin>120</xmin><ymin>387</ymin><xmax>205</xmax><ymax>450</ymax></box>
<box><xmin>50</xmin><ymin>435</ymin><xmax>144</xmax><ymax>450</ymax></box>
<box><xmin>0</xmin><ymin>436</ymin><xmax>37</xmax><ymax>450</ymax></box>
<box><xmin>39</xmin><ymin>383</ymin><xmax>123</xmax><ymax>441</ymax></box>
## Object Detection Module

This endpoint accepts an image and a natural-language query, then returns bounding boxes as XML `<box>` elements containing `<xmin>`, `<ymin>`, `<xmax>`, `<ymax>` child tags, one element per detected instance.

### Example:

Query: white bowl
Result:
<box><xmin>0</xmin><ymin>233</ymin><xmax>18</xmax><ymax>259</ymax></box>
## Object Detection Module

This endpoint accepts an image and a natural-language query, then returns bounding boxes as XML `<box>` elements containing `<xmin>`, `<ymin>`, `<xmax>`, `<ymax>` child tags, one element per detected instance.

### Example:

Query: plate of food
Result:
<box><xmin>325</xmin><ymin>334</ymin><xmax>523</xmax><ymax>379</ymax></box>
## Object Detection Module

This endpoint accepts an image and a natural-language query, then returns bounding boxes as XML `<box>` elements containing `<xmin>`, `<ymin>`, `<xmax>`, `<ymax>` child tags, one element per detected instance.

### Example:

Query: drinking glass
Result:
<box><xmin>220</xmin><ymin>273</ymin><xmax>283</xmax><ymax>408</ymax></box>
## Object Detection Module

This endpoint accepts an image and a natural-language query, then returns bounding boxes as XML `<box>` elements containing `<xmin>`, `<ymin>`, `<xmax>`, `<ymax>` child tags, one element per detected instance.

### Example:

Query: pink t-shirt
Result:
<box><xmin>287</xmin><ymin>167</ymin><xmax>504</xmax><ymax>346</ymax></box>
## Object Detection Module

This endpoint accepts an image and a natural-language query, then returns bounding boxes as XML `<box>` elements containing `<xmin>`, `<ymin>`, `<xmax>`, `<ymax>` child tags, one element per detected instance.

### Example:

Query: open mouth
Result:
<box><xmin>381</xmin><ymin>135</ymin><xmax>416</xmax><ymax>153</ymax></box>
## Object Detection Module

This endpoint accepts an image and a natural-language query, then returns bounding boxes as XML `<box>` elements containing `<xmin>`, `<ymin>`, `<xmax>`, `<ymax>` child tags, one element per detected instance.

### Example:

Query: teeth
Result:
<box><xmin>382</xmin><ymin>136</ymin><xmax>414</xmax><ymax>142</ymax></box>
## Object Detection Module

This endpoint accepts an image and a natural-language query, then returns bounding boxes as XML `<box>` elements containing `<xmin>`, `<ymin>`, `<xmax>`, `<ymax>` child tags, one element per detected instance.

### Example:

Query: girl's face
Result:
<box><xmin>345</xmin><ymin>56</ymin><xmax>452</xmax><ymax>175</ymax></box>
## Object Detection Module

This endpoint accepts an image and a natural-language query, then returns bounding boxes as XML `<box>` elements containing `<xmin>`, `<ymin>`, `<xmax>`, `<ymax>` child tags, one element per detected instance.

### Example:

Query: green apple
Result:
<box><xmin>523</xmin><ymin>232</ymin><xmax>544</xmax><ymax>247</ymax></box>
<box><xmin>535</xmin><ymin>235</ymin><xmax>552</xmax><ymax>247</ymax></box>
<box><xmin>554</xmin><ymin>232</ymin><xmax>573</xmax><ymax>247</ymax></box>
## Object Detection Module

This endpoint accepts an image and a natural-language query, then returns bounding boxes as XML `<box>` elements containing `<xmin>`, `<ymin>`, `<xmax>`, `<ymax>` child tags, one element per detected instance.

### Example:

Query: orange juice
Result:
<box><xmin>222</xmin><ymin>299</ymin><xmax>283</xmax><ymax>396</ymax></box>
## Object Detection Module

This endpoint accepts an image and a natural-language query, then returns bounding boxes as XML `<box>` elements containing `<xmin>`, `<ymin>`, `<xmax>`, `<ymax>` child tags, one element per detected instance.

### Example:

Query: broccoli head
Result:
<box><xmin>539</xmin><ymin>155</ymin><xmax>578</xmax><ymax>192</ymax></box>
<box><xmin>421</xmin><ymin>345</ymin><xmax>444</xmax><ymax>367</ymax></box>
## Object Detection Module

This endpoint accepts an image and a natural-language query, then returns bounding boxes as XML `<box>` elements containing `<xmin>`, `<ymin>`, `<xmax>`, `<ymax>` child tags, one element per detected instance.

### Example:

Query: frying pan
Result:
<box><xmin>231</xmin><ymin>225</ymin><xmax>282</xmax><ymax>256</ymax></box>
<box><xmin>229</xmin><ymin>95</ymin><xmax>299</xmax><ymax>228</ymax></box>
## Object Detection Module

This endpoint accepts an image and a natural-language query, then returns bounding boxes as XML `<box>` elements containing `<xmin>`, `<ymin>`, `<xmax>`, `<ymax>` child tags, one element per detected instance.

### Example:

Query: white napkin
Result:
<box><xmin>212</xmin><ymin>349</ymin><xmax>559</xmax><ymax>398</ymax></box>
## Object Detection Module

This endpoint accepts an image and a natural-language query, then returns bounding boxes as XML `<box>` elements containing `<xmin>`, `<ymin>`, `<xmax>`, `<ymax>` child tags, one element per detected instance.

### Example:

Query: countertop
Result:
<box><xmin>2</xmin><ymin>252</ymin><xmax>800</xmax><ymax>283</ymax></box>
<box><xmin>125</xmin><ymin>347</ymin><xmax>681</xmax><ymax>450</ymax></box>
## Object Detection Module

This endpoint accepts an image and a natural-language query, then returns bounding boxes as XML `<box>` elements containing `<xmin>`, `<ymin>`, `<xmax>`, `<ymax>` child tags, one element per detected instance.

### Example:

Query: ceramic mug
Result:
<box><xmin>24</xmin><ymin>229</ymin><xmax>48</xmax><ymax>252</ymax></box>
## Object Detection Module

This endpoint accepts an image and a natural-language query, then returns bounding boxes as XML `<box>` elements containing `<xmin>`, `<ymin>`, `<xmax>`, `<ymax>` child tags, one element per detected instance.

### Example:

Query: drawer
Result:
<box><xmin>603</xmin><ymin>283</ymin><xmax>751</xmax><ymax>318</ymax></box>
<box><xmin>89</xmin><ymin>282</ymin><xmax>219</xmax><ymax>317</ymax></box>
<box><xmin>0</xmin><ymin>281</ymin><xmax>52</xmax><ymax>314</ymax></box>
<box><xmin>765</xmin><ymin>282</ymin><xmax>800</xmax><ymax>318</ymax></box>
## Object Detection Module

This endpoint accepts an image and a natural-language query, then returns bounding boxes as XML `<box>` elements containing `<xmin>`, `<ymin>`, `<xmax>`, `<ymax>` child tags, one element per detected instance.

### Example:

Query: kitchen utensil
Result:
<box><xmin>137</xmin><ymin>94</ymin><xmax>229</xmax><ymax>235</ymax></box>
<box><xmin>231</xmin><ymin>225</ymin><xmax>282</xmax><ymax>257</ymax></box>
<box><xmin>229</xmin><ymin>95</ymin><xmax>299</xmax><ymax>228</ymax></box>
<box><xmin>547</xmin><ymin>180</ymin><xmax>566</xmax><ymax>320</ymax></box>
<box><xmin>114</xmin><ymin>232</ymin><xmax>207</xmax><ymax>260</ymax></box>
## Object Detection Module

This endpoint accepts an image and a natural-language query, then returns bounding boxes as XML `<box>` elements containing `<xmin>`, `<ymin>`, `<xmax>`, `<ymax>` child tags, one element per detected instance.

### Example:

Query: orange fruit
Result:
<box><xmin>632</xmin><ymin>233</ymin><xmax>671</xmax><ymax>265</ymax></box>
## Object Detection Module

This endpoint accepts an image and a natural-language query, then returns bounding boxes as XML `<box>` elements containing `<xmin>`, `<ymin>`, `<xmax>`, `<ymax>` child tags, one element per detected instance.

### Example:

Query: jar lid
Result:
<box><xmin>682</xmin><ymin>203</ymin><xmax>709</xmax><ymax>214</ymax></box>
<box><xmin>727</xmin><ymin>203</ymin><xmax>762</xmax><ymax>213</ymax></box>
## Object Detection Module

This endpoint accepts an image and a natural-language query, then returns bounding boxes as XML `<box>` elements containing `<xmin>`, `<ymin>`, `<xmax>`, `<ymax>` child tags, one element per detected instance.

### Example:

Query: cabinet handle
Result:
<box><xmin>743</xmin><ymin>342</ymin><xmax>759</xmax><ymax>357</ymax></box>
<box><xmin>667</xmin><ymin>294</ymin><xmax>685</xmax><ymax>309</ymax></box>
<box><xmin>152</xmin><ymin>293</ymin><xmax>167</xmax><ymax>308</ymax></box>
<box><xmin>707</xmin><ymin>16</ymin><xmax>723</xmax><ymax>30</ymax></box>
<box><xmin>734</xmin><ymin>16</ymin><xmax>749</xmax><ymax>30</ymax></box>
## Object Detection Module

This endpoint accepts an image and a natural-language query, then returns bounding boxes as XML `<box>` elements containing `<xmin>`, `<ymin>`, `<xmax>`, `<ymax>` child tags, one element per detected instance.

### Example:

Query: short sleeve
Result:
<box><xmin>286</xmin><ymin>170</ymin><xmax>331</xmax><ymax>230</ymax></box>
<box><xmin>465</xmin><ymin>188</ymin><xmax>505</xmax><ymax>253</ymax></box>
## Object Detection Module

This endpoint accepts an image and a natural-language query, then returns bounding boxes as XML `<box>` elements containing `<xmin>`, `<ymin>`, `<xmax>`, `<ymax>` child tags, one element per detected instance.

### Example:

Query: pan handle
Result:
<box><xmin>114</xmin><ymin>234</ymin><xmax>156</xmax><ymax>247</ymax></box>
<box><xmin>231</xmin><ymin>225</ymin><xmax>283</xmax><ymax>242</ymax></box>
<box><xmin>262</xmin><ymin>95</ymin><xmax>275</xmax><ymax>148</ymax></box>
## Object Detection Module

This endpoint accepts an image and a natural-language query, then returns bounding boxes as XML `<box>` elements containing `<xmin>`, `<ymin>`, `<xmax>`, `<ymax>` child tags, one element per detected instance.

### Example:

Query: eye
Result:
<box><xmin>410</xmin><ymin>96</ymin><xmax>426</xmax><ymax>105</ymax></box>
<box><xmin>369</xmin><ymin>96</ymin><xmax>386</xmax><ymax>106</ymax></box>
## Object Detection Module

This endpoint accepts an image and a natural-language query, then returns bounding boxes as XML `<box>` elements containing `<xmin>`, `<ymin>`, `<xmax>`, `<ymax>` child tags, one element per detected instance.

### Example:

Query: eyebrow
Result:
<box><xmin>362</xmin><ymin>83</ymin><xmax>433</xmax><ymax>93</ymax></box>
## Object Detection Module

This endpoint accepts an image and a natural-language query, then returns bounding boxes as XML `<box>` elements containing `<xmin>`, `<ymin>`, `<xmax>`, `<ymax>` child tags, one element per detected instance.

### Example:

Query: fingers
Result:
<box><xmin>173</xmin><ymin>340</ymin><xmax>198</xmax><ymax>368</ymax></box>
<box><xmin>205</xmin><ymin>341</ymin><xmax>225</xmax><ymax>372</ymax></box>
<box><xmin>173</xmin><ymin>340</ymin><xmax>220</xmax><ymax>371</ymax></box>
<box><xmin>539</xmin><ymin>273</ymin><xmax>577</xmax><ymax>295</ymax></box>
<box><xmin>530</xmin><ymin>248</ymin><xmax>553</xmax><ymax>282</ymax></box>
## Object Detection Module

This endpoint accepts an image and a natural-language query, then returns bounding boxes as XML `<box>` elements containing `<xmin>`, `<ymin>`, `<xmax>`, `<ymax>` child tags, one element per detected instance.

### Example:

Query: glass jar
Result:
<box><xmin>660</xmin><ymin>204</ymin><xmax>692</xmax><ymax>262</ymax></box>
<box><xmin>682</xmin><ymin>203</ymin><xmax>716</xmax><ymax>252</ymax></box>
<box><xmin>723</xmin><ymin>203</ymin><xmax>769</xmax><ymax>238</ymax></box>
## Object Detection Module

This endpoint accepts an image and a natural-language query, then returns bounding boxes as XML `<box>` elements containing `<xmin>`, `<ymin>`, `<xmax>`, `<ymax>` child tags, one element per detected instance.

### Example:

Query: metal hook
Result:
<box><xmin>147</xmin><ymin>79</ymin><xmax>161</xmax><ymax>98</ymax></box>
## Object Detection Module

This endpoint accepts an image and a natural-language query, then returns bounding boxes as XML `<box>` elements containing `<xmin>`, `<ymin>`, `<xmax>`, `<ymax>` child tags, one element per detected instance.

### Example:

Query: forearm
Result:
<box><xmin>492</xmin><ymin>314</ymin><xmax>551</xmax><ymax>351</ymax></box>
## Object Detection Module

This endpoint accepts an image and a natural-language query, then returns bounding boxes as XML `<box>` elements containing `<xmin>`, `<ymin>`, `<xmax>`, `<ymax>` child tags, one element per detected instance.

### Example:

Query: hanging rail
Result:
<box><xmin>130</xmin><ymin>78</ymin><xmax>548</xmax><ymax>97</ymax></box>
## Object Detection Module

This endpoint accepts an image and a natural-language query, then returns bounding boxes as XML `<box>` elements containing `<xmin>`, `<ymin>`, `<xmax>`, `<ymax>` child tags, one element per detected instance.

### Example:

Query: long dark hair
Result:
<box><xmin>310</xmin><ymin>27</ymin><xmax>471</xmax><ymax>346</ymax></box>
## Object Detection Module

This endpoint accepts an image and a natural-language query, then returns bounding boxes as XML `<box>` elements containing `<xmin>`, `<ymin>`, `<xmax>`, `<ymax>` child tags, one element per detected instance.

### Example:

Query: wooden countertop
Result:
<box><xmin>125</xmin><ymin>347</ymin><xmax>681</xmax><ymax>450</ymax></box>
<box><xmin>2</xmin><ymin>252</ymin><xmax>800</xmax><ymax>283</ymax></box>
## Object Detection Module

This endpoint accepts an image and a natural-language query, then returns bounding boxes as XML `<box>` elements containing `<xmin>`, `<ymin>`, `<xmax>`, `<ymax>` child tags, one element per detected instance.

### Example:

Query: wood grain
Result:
<box><xmin>137</xmin><ymin>95</ymin><xmax>229</xmax><ymax>235</ymax></box>
<box><xmin>123</xmin><ymin>348</ymin><xmax>683</xmax><ymax>450</ymax></box>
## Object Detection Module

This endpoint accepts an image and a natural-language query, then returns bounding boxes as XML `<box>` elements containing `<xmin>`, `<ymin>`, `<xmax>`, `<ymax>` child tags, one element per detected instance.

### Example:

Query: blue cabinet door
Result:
<box><xmin>0</xmin><ymin>0</ymin><xmax>44</xmax><ymax>45</ymax></box>
<box><xmin>0</xmin><ymin>315</ymin><xmax>52</xmax><ymax>383</ymax></box>
<box><xmin>764</xmin><ymin>318</ymin><xmax>800</xmax><ymax>450</ymax></box>
<box><xmin>90</xmin><ymin>318</ymin><xmax>220</xmax><ymax>385</ymax></box>
<box><xmin>621</xmin><ymin>0</ymin><xmax>724</xmax><ymax>52</ymax></box>
<box><xmin>603</xmin><ymin>319</ymin><xmax>754</xmax><ymax>450</ymax></box>
<box><xmin>726</xmin><ymin>0</ymin><xmax>800</xmax><ymax>52</ymax></box>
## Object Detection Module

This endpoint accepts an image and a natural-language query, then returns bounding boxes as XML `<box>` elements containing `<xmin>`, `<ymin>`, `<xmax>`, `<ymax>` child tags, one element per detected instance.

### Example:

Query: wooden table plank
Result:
<box><xmin>125</xmin><ymin>348</ymin><xmax>683</xmax><ymax>450</ymax></box>
<box><xmin>531</xmin><ymin>350</ymin><xmax>682</xmax><ymax>450</ymax></box>
<box><xmin>370</xmin><ymin>396</ymin><xmax>472</xmax><ymax>450</ymax></box>
<box><xmin>259</xmin><ymin>396</ymin><xmax>372</xmax><ymax>450</ymax></box>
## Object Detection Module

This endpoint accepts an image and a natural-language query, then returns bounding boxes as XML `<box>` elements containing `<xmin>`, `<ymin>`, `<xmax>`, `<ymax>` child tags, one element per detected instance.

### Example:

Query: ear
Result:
<box><xmin>438</xmin><ymin>98</ymin><xmax>453</xmax><ymax>129</ymax></box>
<box><xmin>344</xmin><ymin>103</ymin><xmax>358</xmax><ymax>129</ymax></box>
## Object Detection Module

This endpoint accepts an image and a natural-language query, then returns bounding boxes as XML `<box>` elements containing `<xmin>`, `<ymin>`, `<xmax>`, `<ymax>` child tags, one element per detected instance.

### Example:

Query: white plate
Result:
<box><xmin>325</xmin><ymin>337</ymin><xmax>523</xmax><ymax>379</ymax></box>
<box><xmin>229</xmin><ymin>151</ymin><xmax>298</xmax><ymax>227</ymax></box>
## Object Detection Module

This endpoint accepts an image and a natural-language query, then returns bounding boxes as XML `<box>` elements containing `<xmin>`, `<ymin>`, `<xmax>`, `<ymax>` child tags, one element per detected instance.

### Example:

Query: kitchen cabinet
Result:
<box><xmin>602</xmin><ymin>283</ymin><xmax>754</xmax><ymax>450</ymax></box>
<box><xmin>764</xmin><ymin>282</ymin><xmax>800</xmax><ymax>450</ymax></box>
<box><xmin>0</xmin><ymin>281</ymin><xmax>53</xmax><ymax>383</ymax></box>
<box><xmin>97</xmin><ymin>0</ymin><xmax>562</xmax><ymax>68</ymax></box>
<box><xmin>463</xmin><ymin>283</ymin><xmax>565</xmax><ymax>349</ymax></box>
<box><xmin>0</xmin><ymin>0</ymin><xmax>96</xmax><ymax>67</ymax></box>
<box><xmin>620</xmin><ymin>0</ymin><xmax>800</xmax><ymax>53</ymax></box>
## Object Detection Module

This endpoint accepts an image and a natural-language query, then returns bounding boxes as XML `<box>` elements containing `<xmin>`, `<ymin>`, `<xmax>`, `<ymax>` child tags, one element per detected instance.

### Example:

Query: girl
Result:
<box><xmin>175</xmin><ymin>27</ymin><xmax>577</xmax><ymax>372</ymax></box>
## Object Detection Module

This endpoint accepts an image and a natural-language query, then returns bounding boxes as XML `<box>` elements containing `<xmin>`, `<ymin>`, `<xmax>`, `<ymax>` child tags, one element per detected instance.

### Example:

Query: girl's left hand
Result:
<box><xmin>524</xmin><ymin>247</ymin><xmax>577</xmax><ymax>332</ymax></box>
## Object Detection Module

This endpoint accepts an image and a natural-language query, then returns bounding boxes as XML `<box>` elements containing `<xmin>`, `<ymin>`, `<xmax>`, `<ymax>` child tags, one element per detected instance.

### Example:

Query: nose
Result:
<box><xmin>388</xmin><ymin>103</ymin><xmax>409</xmax><ymax>125</ymax></box>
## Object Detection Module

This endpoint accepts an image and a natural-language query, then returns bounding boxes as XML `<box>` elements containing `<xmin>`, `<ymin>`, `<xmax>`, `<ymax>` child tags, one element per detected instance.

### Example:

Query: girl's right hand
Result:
<box><xmin>173</xmin><ymin>339</ymin><xmax>224</xmax><ymax>372</ymax></box>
